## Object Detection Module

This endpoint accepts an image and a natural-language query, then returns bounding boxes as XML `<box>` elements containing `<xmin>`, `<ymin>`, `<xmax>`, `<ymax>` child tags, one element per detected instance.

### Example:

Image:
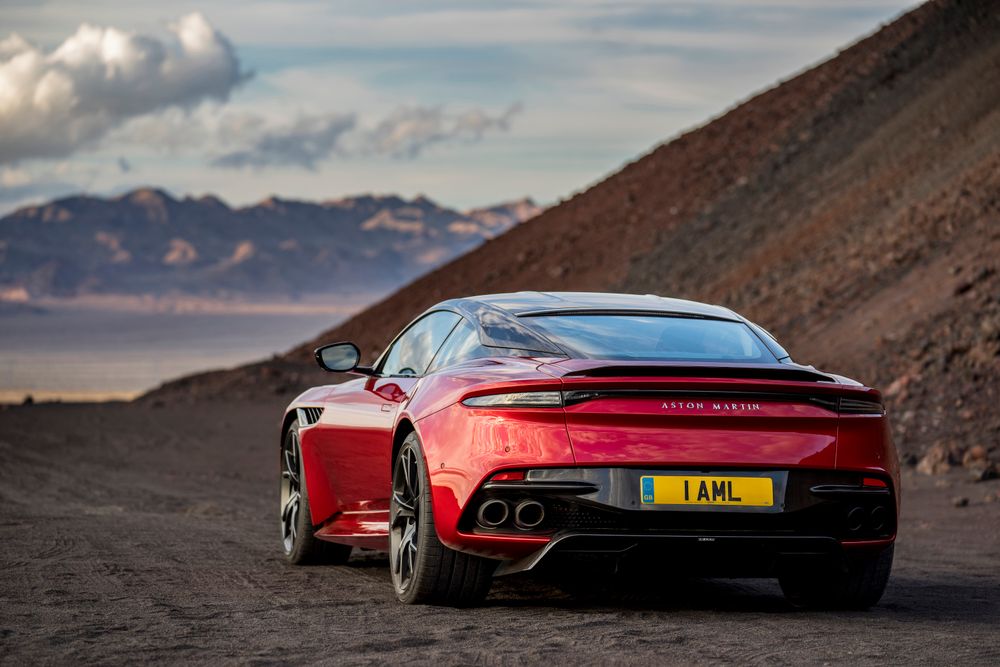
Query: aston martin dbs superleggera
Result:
<box><xmin>280</xmin><ymin>292</ymin><xmax>898</xmax><ymax>607</ymax></box>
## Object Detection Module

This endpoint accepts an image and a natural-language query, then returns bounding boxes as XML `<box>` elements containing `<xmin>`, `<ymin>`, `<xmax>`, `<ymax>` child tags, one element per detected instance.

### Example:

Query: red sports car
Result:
<box><xmin>280</xmin><ymin>292</ymin><xmax>898</xmax><ymax>607</ymax></box>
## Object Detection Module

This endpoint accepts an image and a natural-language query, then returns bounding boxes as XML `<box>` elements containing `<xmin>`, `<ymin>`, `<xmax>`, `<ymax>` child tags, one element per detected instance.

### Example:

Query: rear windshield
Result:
<box><xmin>525</xmin><ymin>314</ymin><xmax>776</xmax><ymax>363</ymax></box>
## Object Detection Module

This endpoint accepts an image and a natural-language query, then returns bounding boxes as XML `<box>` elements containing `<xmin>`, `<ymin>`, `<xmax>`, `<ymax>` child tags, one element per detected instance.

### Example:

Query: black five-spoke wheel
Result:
<box><xmin>390</xmin><ymin>443</ymin><xmax>420</xmax><ymax>592</ymax></box>
<box><xmin>280</xmin><ymin>427</ymin><xmax>302</xmax><ymax>554</ymax></box>
<box><xmin>389</xmin><ymin>432</ymin><xmax>496</xmax><ymax>605</ymax></box>
<box><xmin>280</xmin><ymin>420</ymin><xmax>352</xmax><ymax>565</ymax></box>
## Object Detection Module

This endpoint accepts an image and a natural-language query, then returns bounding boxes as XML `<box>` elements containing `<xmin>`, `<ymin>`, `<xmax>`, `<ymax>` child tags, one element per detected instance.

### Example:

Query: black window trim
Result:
<box><xmin>374</xmin><ymin>309</ymin><xmax>462</xmax><ymax>378</ymax></box>
<box><xmin>425</xmin><ymin>314</ymin><xmax>485</xmax><ymax>374</ymax></box>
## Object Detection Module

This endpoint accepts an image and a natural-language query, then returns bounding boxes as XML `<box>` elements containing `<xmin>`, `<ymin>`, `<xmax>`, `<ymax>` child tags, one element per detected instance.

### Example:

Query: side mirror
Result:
<box><xmin>314</xmin><ymin>342</ymin><xmax>367</xmax><ymax>373</ymax></box>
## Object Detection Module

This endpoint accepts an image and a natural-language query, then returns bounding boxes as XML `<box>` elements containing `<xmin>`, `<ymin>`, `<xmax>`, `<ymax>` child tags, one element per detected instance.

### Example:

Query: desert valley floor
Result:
<box><xmin>1</xmin><ymin>399</ymin><xmax>998</xmax><ymax>664</ymax></box>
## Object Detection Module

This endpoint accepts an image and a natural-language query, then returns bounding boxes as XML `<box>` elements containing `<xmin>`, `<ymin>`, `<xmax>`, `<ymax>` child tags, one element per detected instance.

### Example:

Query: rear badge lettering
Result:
<box><xmin>660</xmin><ymin>401</ymin><xmax>762</xmax><ymax>411</ymax></box>
<box><xmin>713</xmin><ymin>402</ymin><xmax>762</xmax><ymax>411</ymax></box>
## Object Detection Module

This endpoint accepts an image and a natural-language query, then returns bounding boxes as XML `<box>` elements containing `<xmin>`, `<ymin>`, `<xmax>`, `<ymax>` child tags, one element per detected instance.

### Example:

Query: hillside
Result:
<box><xmin>149</xmin><ymin>0</ymin><xmax>1000</xmax><ymax>464</ymax></box>
<box><xmin>0</xmin><ymin>189</ymin><xmax>540</xmax><ymax>302</ymax></box>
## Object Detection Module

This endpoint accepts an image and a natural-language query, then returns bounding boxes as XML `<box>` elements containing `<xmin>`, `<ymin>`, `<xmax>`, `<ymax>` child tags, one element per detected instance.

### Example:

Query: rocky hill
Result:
<box><xmin>0</xmin><ymin>189</ymin><xmax>540</xmax><ymax>301</ymax></box>
<box><xmin>148</xmin><ymin>0</ymin><xmax>1000</xmax><ymax>467</ymax></box>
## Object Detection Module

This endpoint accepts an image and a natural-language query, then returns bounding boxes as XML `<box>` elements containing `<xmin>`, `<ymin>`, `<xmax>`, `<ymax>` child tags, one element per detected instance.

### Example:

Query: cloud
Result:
<box><xmin>211</xmin><ymin>113</ymin><xmax>356</xmax><ymax>170</ymax></box>
<box><xmin>212</xmin><ymin>103</ymin><xmax>521</xmax><ymax>170</ymax></box>
<box><xmin>366</xmin><ymin>103</ymin><xmax>522</xmax><ymax>158</ymax></box>
<box><xmin>0</xmin><ymin>13</ymin><xmax>250</xmax><ymax>164</ymax></box>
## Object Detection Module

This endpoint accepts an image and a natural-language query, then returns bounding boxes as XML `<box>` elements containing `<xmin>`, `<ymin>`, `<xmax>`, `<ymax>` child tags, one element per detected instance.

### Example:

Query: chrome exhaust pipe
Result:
<box><xmin>476</xmin><ymin>499</ymin><xmax>510</xmax><ymax>528</ymax></box>
<box><xmin>514</xmin><ymin>500</ymin><xmax>545</xmax><ymax>530</ymax></box>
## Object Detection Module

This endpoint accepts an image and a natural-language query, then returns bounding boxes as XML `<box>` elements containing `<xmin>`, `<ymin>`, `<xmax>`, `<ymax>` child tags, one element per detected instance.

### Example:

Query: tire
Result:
<box><xmin>390</xmin><ymin>431</ymin><xmax>496</xmax><ymax>606</ymax></box>
<box><xmin>281</xmin><ymin>420</ymin><xmax>352</xmax><ymax>565</ymax></box>
<box><xmin>779</xmin><ymin>544</ymin><xmax>894</xmax><ymax>609</ymax></box>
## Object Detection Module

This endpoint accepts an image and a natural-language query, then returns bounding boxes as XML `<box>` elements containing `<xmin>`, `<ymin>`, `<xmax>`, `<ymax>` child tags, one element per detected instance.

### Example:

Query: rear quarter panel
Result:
<box><xmin>408</xmin><ymin>357</ymin><xmax>574</xmax><ymax>558</ymax></box>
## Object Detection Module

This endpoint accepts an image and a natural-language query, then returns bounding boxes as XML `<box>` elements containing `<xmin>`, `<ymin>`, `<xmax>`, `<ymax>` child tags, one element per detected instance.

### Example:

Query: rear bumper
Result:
<box><xmin>495</xmin><ymin>532</ymin><xmax>895</xmax><ymax>576</ymax></box>
<box><xmin>450</xmin><ymin>467</ymin><xmax>898</xmax><ymax>566</ymax></box>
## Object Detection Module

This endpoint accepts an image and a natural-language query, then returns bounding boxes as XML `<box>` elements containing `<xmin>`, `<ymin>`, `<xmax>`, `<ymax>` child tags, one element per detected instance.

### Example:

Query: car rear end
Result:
<box><xmin>456</xmin><ymin>362</ymin><xmax>896</xmax><ymax>580</ymax></box>
<box><xmin>435</xmin><ymin>308</ymin><xmax>899</xmax><ymax>607</ymax></box>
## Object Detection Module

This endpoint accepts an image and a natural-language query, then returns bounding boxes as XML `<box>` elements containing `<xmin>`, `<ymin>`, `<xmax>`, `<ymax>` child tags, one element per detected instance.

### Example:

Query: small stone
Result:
<box><xmin>963</xmin><ymin>445</ymin><xmax>989</xmax><ymax>467</ymax></box>
<box><xmin>952</xmin><ymin>496</ymin><xmax>970</xmax><ymax>508</ymax></box>
<box><xmin>917</xmin><ymin>443</ymin><xmax>952</xmax><ymax>475</ymax></box>
<box><xmin>970</xmin><ymin>463</ymin><xmax>999</xmax><ymax>482</ymax></box>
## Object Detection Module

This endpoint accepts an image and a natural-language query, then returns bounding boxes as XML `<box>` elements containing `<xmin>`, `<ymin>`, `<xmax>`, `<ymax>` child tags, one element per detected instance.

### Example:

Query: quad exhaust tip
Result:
<box><xmin>846</xmin><ymin>506</ymin><xmax>866</xmax><ymax>532</ymax></box>
<box><xmin>869</xmin><ymin>506</ymin><xmax>888</xmax><ymax>532</ymax></box>
<box><xmin>476</xmin><ymin>499</ymin><xmax>510</xmax><ymax>528</ymax></box>
<box><xmin>514</xmin><ymin>500</ymin><xmax>545</xmax><ymax>530</ymax></box>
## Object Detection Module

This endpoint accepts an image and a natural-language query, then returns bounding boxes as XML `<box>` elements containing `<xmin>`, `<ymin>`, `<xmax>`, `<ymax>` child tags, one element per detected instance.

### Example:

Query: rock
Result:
<box><xmin>970</xmin><ymin>463</ymin><xmax>999</xmax><ymax>482</ymax></box>
<box><xmin>952</xmin><ymin>496</ymin><xmax>969</xmax><ymax>508</ymax></box>
<box><xmin>962</xmin><ymin>445</ymin><xmax>989</xmax><ymax>468</ymax></box>
<box><xmin>884</xmin><ymin>374</ymin><xmax>913</xmax><ymax>400</ymax></box>
<box><xmin>916</xmin><ymin>442</ymin><xmax>952</xmax><ymax>475</ymax></box>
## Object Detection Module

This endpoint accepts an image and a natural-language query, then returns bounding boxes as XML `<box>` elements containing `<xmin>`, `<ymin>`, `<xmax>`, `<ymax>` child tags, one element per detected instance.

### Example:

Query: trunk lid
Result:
<box><xmin>545</xmin><ymin>361</ymin><xmax>878</xmax><ymax>468</ymax></box>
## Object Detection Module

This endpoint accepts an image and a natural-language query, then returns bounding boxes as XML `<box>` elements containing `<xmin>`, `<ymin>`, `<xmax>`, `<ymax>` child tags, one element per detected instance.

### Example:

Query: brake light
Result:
<box><xmin>462</xmin><ymin>391</ymin><xmax>563</xmax><ymax>408</ymax></box>
<box><xmin>862</xmin><ymin>477</ymin><xmax>888</xmax><ymax>488</ymax></box>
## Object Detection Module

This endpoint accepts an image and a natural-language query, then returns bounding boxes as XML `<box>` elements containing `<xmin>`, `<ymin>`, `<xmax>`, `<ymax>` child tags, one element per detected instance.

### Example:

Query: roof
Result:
<box><xmin>461</xmin><ymin>291</ymin><xmax>739</xmax><ymax>320</ymax></box>
<box><xmin>428</xmin><ymin>292</ymin><xmax>743</xmax><ymax>354</ymax></box>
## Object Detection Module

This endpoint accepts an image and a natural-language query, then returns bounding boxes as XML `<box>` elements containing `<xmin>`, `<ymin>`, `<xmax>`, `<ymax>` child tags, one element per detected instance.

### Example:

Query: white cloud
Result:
<box><xmin>211</xmin><ymin>103</ymin><xmax>521</xmax><ymax>169</ymax></box>
<box><xmin>0</xmin><ymin>13</ymin><xmax>249</xmax><ymax>164</ymax></box>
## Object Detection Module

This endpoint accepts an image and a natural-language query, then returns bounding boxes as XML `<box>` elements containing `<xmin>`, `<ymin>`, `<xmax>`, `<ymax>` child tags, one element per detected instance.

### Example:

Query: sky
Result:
<box><xmin>0</xmin><ymin>0</ymin><xmax>920</xmax><ymax>214</ymax></box>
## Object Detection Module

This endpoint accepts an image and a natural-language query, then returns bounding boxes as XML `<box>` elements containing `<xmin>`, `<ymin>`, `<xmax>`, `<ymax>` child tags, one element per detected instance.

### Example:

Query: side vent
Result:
<box><xmin>297</xmin><ymin>407</ymin><xmax>324</xmax><ymax>425</ymax></box>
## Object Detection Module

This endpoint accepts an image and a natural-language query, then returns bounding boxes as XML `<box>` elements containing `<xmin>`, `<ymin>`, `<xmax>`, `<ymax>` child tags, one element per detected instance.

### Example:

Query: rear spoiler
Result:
<box><xmin>561</xmin><ymin>364</ymin><xmax>837</xmax><ymax>383</ymax></box>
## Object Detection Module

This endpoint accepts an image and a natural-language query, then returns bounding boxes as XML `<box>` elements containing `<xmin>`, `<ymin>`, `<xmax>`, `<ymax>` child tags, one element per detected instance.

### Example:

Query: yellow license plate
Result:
<box><xmin>640</xmin><ymin>475</ymin><xmax>774</xmax><ymax>507</ymax></box>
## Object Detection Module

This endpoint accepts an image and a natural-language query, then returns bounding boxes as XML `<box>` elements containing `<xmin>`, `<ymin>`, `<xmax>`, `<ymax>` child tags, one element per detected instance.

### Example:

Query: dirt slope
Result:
<box><xmin>149</xmin><ymin>0</ymin><xmax>1000</xmax><ymax>462</ymax></box>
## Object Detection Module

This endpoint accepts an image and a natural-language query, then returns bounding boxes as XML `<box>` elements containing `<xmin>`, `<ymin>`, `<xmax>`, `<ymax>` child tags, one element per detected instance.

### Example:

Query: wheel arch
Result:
<box><xmin>392</xmin><ymin>417</ymin><xmax>417</xmax><ymax>474</ymax></box>
<box><xmin>280</xmin><ymin>409</ymin><xmax>298</xmax><ymax>446</ymax></box>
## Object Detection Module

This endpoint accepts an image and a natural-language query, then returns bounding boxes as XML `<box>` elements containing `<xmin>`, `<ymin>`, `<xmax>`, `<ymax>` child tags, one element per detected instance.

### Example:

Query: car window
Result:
<box><xmin>427</xmin><ymin>318</ymin><xmax>493</xmax><ymax>372</ymax></box>
<box><xmin>747</xmin><ymin>320</ymin><xmax>791</xmax><ymax>361</ymax></box>
<box><xmin>380</xmin><ymin>311</ymin><xmax>461</xmax><ymax>376</ymax></box>
<box><xmin>525</xmin><ymin>314</ymin><xmax>777</xmax><ymax>363</ymax></box>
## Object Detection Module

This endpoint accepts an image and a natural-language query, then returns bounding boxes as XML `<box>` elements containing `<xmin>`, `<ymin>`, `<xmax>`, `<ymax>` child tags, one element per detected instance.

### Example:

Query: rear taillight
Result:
<box><xmin>462</xmin><ymin>391</ymin><xmax>563</xmax><ymax>408</ymax></box>
<box><xmin>839</xmin><ymin>398</ymin><xmax>885</xmax><ymax>415</ymax></box>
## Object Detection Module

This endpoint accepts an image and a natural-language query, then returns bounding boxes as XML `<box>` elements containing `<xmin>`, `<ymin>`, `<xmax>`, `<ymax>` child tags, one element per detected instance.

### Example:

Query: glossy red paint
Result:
<box><xmin>284</xmin><ymin>359</ymin><xmax>899</xmax><ymax>563</ymax></box>
<box><xmin>314</xmin><ymin>509</ymin><xmax>390</xmax><ymax>550</ymax></box>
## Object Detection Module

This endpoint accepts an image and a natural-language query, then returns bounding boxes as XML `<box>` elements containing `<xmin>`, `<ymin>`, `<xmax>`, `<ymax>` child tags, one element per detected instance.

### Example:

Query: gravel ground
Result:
<box><xmin>1</xmin><ymin>400</ymin><xmax>998</xmax><ymax>665</ymax></box>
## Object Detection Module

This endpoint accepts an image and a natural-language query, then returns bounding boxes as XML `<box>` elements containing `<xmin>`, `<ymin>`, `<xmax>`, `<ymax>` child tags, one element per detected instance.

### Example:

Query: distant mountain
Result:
<box><xmin>0</xmin><ymin>189</ymin><xmax>541</xmax><ymax>301</ymax></box>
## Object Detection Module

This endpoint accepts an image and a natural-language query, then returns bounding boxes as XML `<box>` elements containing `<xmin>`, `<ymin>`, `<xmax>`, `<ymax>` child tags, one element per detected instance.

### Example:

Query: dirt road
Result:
<box><xmin>1</xmin><ymin>400</ymin><xmax>998</xmax><ymax>664</ymax></box>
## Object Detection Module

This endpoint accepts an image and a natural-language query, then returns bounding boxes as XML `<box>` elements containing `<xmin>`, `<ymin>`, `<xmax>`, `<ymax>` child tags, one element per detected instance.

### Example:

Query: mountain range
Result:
<box><xmin>0</xmin><ymin>189</ymin><xmax>541</xmax><ymax>303</ymax></box>
<box><xmin>148</xmin><ymin>0</ymin><xmax>1000</xmax><ymax>465</ymax></box>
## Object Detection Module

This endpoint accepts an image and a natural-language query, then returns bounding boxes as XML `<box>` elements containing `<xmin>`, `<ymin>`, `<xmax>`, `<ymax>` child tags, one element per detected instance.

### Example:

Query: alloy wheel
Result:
<box><xmin>280</xmin><ymin>429</ymin><xmax>301</xmax><ymax>554</ymax></box>
<box><xmin>390</xmin><ymin>445</ymin><xmax>421</xmax><ymax>592</ymax></box>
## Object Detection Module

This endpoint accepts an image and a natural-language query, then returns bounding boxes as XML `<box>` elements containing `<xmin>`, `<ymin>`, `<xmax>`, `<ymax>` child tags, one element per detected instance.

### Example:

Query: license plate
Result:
<box><xmin>640</xmin><ymin>475</ymin><xmax>774</xmax><ymax>507</ymax></box>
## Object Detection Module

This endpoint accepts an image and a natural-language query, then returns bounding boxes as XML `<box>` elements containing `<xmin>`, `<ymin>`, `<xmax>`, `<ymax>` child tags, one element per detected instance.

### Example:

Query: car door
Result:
<box><xmin>313</xmin><ymin>310</ymin><xmax>461</xmax><ymax>513</ymax></box>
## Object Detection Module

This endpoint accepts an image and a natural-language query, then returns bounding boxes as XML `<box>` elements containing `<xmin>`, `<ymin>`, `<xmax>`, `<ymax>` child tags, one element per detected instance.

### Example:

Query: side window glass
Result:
<box><xmin>380</xmin><ymin>311</ymin><xmax>460</xmax><ymax>376</ymax></box>
<box><xmin>427</xmin><ymin>318</ymin><xmax>492</xmax><ymax>372</ymax></box>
